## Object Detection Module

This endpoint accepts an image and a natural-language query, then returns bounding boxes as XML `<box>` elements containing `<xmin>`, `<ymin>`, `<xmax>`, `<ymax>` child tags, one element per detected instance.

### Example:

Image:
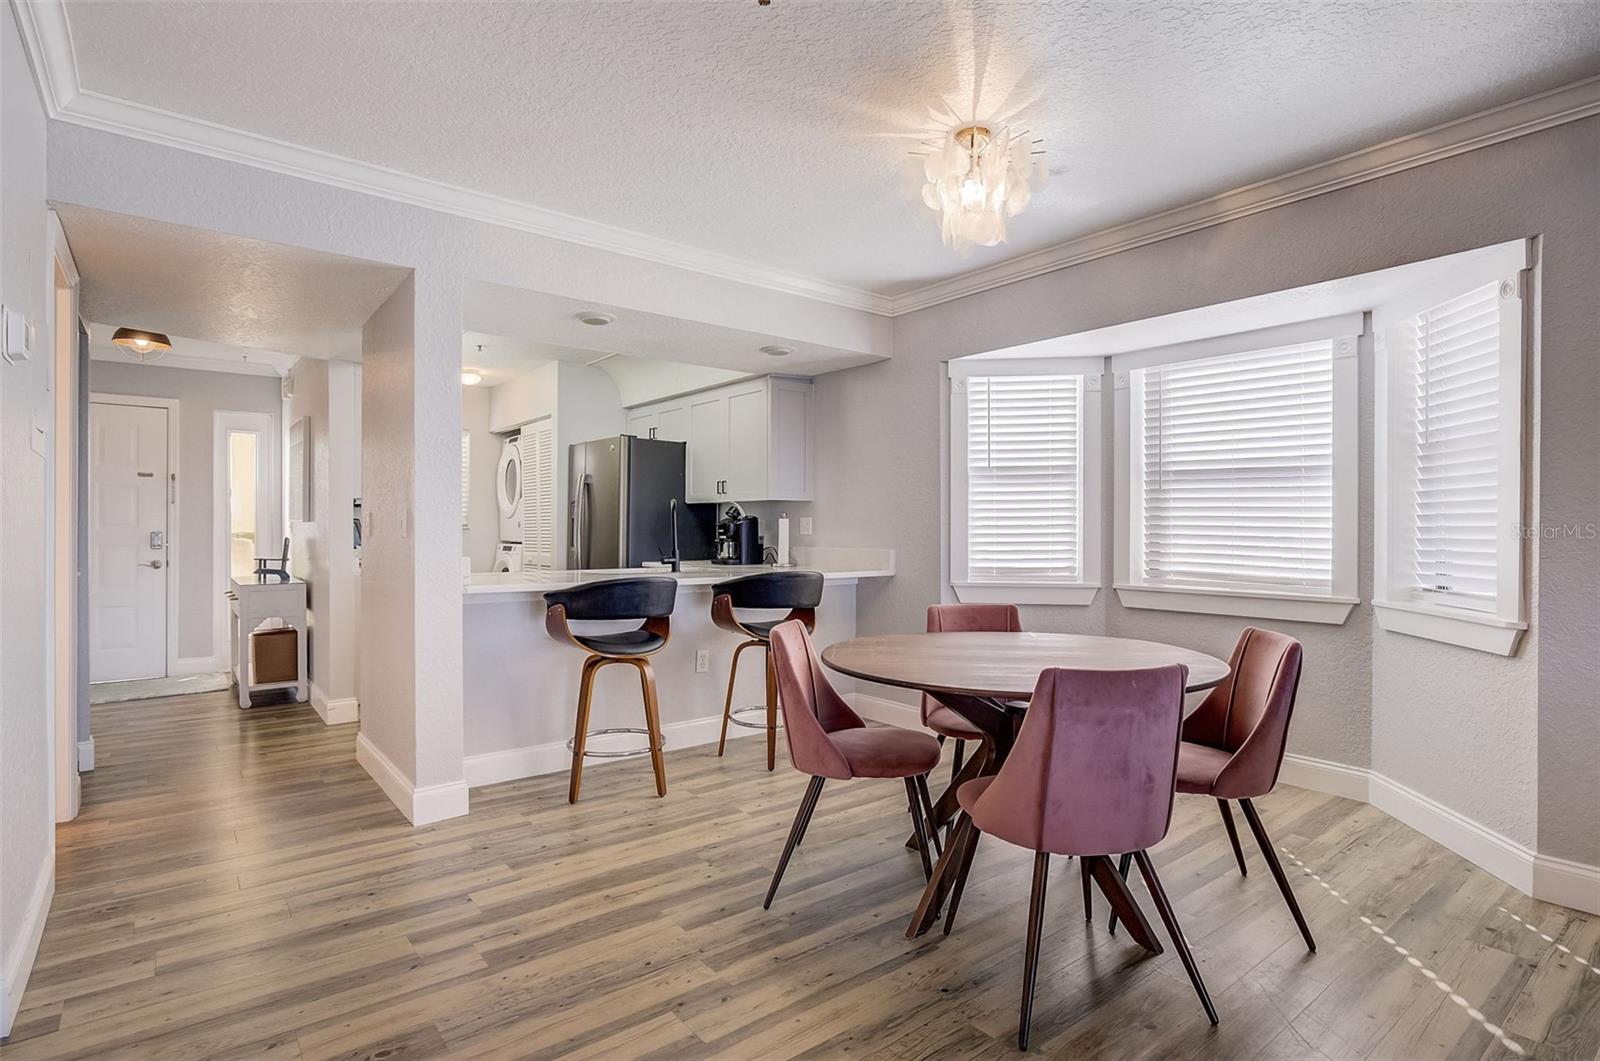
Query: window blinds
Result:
<box><xmin>460</xmin><ymin>430</ymin><xmax>471</xmax><ymax>529</ymax></box>
<box><xmin>965</xmin><ymin>374</ymin><xmax>1082</xmax><ymax>582</ymax></box>
<box><xmin>1409</xmin><ymin>282</ymin><xmax>1501</xmax><ymax>606</ymax></box>
<box><xmin>1137</xmin><ymin>340</ymin><xmax>1334</xmax><ymax>591</ymax></box>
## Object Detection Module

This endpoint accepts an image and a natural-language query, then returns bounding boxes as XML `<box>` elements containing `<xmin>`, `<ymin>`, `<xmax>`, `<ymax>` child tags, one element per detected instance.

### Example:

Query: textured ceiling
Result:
<box><xmin>57</xmin><ymin>205</ymin><xmax>410</xmax><ymax>360</ymax></box>
<box><xmin>61</xmin><ymin>1</ymin><xmax>1600</xmax><ymax>296</ymax></box>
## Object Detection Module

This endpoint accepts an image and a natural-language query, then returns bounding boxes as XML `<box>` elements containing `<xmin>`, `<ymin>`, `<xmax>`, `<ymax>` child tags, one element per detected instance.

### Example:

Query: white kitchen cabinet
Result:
<box><xmin>629</xmin><ymin>376</ymin><xmax>812</xmax><ymax>503</ymax></box>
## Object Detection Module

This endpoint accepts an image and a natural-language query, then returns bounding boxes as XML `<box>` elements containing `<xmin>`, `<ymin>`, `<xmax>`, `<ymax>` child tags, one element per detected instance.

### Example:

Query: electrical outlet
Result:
<box><xmin>797</xmin><ymin>517</ymin><xmax>814</xmax><ymax>536</ymax></box>
<box><xmin>695</xmin><ymin>649</ymin><xmax>710</xmax><ymax>673</ymax></box>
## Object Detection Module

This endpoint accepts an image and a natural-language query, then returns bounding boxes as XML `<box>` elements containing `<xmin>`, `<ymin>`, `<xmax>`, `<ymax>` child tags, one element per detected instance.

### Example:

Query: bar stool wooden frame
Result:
<box><xmin>545</xmin><ymin>604</ymin><xmax>671</xmax><ymax>803</ymax></box>
<box><xmin>711</xmin><ymin>595</ymin><xmax>815</xmax><ymax>771</ymax></box>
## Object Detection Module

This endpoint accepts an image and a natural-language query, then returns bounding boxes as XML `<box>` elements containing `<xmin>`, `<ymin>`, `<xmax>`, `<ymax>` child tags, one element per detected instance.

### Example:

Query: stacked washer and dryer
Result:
<box><xmin>491</xmin><ymin>432</ymin><xmax>524</xmax><ymax>573</ymax></box>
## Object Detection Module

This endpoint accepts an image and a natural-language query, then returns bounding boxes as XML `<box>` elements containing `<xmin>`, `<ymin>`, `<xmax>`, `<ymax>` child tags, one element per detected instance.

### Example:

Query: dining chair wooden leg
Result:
<box><xmin>636</xmin><ymin>659</ymin><xmax>667</xmax><ymax>798</ymax></box>
<box><xmin>1018</xmin><ymin>851</ymin><xmax>1051</xmax><ymax>1051</ymax></box>
<box><xmin>905</xmin><ymin>778</ymin><xmax>934</xmax><ymax>881</ymax></box>
<box><xmin>1240</xmin><ymin>798</ymin><xmax>1316</xmax><ymax>952</ymax></box>
<box><xmin>952</xmin><ymin>739</ymin><xmax>965</xmax><ymax>776</ymax></box>
<box><xmin>717</xmin><ymin>640</ymin><xmax>753</xmax><ymax>757</ymax></box>
<box><xmin>1106</xmin><ymin>852</ymin><xmax>1133</xmax><ymax>934</ymax></box>
<box><xmin>1081</xmin><ymin>857</ymin><xmax>1093</xmax><ymax>921</ymax></box>
<box><xmin>1218</xmin><ymin>799</ymin><xmax>1248</xmax><ymax>876</ymax></box>
<box><xmin>567</xmin><ymin>656</ymin><xmax>601</xmax><ymax>804</ymax></box>
<box><xmin>1132</xmin><ymin>850</ymin><xmax>1218</xmax><ymax>1025</ymax></box>
<box><xmin>1087</xmin><ymin>854</ymin><xmax>1162</xmax><ymax>954</ymax></box>
<box><xmin>942</xmin><ymin>817</ymin><xmax>981</xmax><ymax>936</ymax></box>
<box><xmin>765</xmin><ymin>646</ymin><xmax>778</xmax><ymax>772</ymax></box>
<box><xmin>910</xmin><ymin>738</ymin><xmax>988</xmax><ymax>851</ymax></box>
<box><xmin>764</xmin><ymin>775</ymin><xmax>825</xmax><ymax>909</ymax></box>
<box><xmin>913</xmin><ymin>774</ymin><xmax>942</xmax><ymax>858</ymax></box>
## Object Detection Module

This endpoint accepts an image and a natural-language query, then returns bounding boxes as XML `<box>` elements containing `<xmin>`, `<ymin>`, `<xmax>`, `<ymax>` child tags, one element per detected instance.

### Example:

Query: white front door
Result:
<box><xmin>89</xmin><ymin>401</ymin><xmax>169</xmax><ymax>682</ymax></box>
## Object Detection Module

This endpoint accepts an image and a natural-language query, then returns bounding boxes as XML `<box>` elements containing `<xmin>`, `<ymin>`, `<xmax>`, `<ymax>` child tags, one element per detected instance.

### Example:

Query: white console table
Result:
<box><xmin>229</xmin><ymin>575</ymin><xmax>309</xmax><ymax>709</ymax></box>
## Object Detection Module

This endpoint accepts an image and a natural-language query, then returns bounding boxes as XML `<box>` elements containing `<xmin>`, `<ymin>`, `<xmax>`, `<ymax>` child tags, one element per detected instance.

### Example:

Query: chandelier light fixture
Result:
<box><xmin>916</xmin><ymin>117</ymin><xmax>1045</xmax><ymax>251</ymax></box>
<box><xmin>111</xmin><ymin>327</ymin><xmax>172</xmax><ymax>363</ymax></box>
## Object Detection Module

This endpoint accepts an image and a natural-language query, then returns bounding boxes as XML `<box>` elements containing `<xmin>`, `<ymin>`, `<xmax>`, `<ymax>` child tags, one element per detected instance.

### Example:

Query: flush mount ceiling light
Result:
<box><xmin>760</xmin><ymin>344</ymin><xmax>794</xmax><ymax>358</ymax></box>
<box><xmin>914</xmin><ymin>115</ymin><xmax>1046</xmax><ymax>251</ymax></box>
<box><xmin>461</xmin><ymin>369</ymin><xmax>483</xmax><ymax>386</ymax></box>
<box><xmin>111</xmin><ymin>327</ymin><xmax>172</xmax><ymax>363</ymax></box>
<box><xmin>575</xmin><ymin>311</ymin><xmax>615</xmax><ymax>327</ymax></box>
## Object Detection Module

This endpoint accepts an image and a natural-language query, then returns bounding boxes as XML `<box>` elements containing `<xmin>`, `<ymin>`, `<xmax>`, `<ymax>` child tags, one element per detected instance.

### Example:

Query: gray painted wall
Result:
<box><xmin>815</xmin><ymin>117</ymin><xmax>1598</xmax><ymax>865</ymax></box>
<box><xmin>87</xmin><ymin>361</ymin><xmax>284</xmax><ymax>663</ymax></box>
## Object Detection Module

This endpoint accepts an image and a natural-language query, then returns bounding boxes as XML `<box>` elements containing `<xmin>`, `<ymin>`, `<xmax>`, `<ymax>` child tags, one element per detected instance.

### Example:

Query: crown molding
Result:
<box><xmin>18</xmin><ymin>0</ymin><xmax>1600</xmax><ymax>322</ymax></box>
<box><xmin>13</xmin><ymin>0</ymin><xmax>895</xmax><ymax>317</ymax></box>
<box><xmin>887</xmin><ymin>74</ymin><xmax>1600</xmax><ymax>314</ymax></box>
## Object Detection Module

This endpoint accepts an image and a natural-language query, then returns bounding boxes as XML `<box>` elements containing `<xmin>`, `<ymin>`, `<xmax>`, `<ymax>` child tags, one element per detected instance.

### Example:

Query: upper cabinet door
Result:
<box><xmin>766</xmin><ymin>377</ymin><xmax>813</xmax><ymax>500</ymax></box>
<box><xmin>723</xmin><ymin>383</ymin><xmax>770</xmax><ymax>500</ymax></box>
<box><xmin>686</xmin><ymin>393</ymin><xmax>728</xmax><ymax>502</ymax></box>
<box><xmin>626</xmin><ymin>408</ymin><xmax>658</xmax><ymax>439</ymax></box>
<box><xmin>655</xmin><ymin>403</ymin><xmax>690</xmax><ymax>443</ymax></box>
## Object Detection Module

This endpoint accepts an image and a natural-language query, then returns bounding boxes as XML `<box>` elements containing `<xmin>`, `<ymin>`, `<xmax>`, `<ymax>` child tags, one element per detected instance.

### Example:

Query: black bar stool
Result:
<box><xmin>544</xmin><ymin>577</ymin><xmax>676</xmax><ymax>802</ymax></box>
<box><xmin>711</xmin><ymin>571</ymin><xmax>825</xmax><ymax>771</ymax></box>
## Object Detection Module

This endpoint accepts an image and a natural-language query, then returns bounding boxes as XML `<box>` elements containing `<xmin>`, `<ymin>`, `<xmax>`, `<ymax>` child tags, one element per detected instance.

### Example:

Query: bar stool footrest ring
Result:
<box><xmin>566</xmin><ymin>727</ymin><xmax>665</xmax><ymax>759</ymax></box>
<box><xmin>728</xmin><ymin>705</ymin><xmax>782</xmax><ymax>730</ymax></box>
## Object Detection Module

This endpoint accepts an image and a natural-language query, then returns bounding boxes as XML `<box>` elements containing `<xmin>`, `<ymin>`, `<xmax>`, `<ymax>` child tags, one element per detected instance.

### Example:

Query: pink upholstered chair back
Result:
<box><xmin>920</xmin><ymin>604</ymin><xmax>1023</xmax><ymax>724</ymax></box>
<box><xmin>768</xmin><ymin>620</ymin><xmax>866</xmax><ymax>780</ymax></box>
<box><xmin>968</xmin><ymin>665</ymin><xmax>1188</xmax><ymax>856</ymax></box>
<box><xmin>1181</xmin><ymin>628</ymin><xmax>1302</xmax><ymax>799</ymax></box>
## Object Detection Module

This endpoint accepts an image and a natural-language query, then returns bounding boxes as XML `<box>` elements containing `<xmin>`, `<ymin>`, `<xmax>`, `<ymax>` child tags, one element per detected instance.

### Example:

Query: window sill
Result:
<box><xmin>1114</xmin><ymin>584</ymin><xmax>1357</xmax><ymax>625</ymax></box>
<box><xmin>1373</xmin><ymin>599</ymin><xmax>1525</xmax><ymax>656</ymax></box>
<box><xmin>953</xmin><ymin>582</ymin><xmax>1100</xmax><ymax>606</ymax></box>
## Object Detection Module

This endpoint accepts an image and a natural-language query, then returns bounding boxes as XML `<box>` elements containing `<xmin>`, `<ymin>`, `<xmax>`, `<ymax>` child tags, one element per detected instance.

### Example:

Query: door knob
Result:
<box><xmin>140</xmin><ymin>559</ymin><xmax>164</xmax><ymax>569</ymax></box>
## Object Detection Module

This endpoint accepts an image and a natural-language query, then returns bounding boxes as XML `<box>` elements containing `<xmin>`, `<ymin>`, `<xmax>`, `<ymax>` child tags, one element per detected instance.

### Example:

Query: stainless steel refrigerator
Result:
<box><xmin>566</xmin><ymin>435</ymin><xmax>715</xmax><ymax>569</ymax></box>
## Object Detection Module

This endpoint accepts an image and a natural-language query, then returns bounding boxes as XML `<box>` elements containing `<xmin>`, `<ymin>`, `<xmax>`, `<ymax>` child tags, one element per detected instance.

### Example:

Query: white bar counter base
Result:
<box><xmin>462</xmin><ymin>548</ymin><xmax>893</xmax><ymax>788</ymax></box>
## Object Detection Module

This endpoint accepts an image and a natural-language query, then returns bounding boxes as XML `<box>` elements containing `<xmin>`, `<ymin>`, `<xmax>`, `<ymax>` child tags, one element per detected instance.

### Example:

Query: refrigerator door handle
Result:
<box><xmin>576</xmin><ymin>474</ymin><xmax>592</xmax><ymax>570</ymax></box>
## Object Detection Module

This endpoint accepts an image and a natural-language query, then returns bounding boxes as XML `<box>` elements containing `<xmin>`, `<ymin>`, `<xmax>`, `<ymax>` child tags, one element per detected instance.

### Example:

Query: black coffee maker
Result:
<box><xmin>714</xmin><ymin>505</ymin><xmax>761</xmax><ymax>565</ymax></box>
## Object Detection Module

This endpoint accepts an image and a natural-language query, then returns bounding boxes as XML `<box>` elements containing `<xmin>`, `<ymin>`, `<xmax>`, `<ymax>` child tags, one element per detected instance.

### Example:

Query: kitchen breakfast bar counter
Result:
<box><xmin>461</xmin><ymin>548</ymin><xmax>893</xmax><ymax>789</ymax></box>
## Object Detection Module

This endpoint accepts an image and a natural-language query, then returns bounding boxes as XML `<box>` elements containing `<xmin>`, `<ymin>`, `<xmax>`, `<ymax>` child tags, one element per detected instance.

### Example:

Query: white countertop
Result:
<box><xmin>465</xmin><ymin>547</ymin><xmax>894</xmax><ymax>597</ymax></box>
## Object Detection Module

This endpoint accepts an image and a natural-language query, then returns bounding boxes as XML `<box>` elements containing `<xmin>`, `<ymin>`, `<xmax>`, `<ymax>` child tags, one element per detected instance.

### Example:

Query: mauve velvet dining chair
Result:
<box><xmin>921</xmin><ymin>603</ymin><xmax>1021</xmax><ymax>778</ymax></box>
<box><xmin>762</xmin><ymin>620</ymin><xmax>944</xmax><ymax>910</ymax></box>
<box><xmin>945</xmin><ymin>664</ymin><xmax>1216</xmax><ymax>1048</ymax></box>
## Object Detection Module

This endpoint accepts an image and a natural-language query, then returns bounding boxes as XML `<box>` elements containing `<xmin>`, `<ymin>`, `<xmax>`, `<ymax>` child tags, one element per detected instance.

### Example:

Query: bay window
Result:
<box><xmin>1373</xmin><ymin>243</ymin><xmax>1529</xmax><ymax>654</ymax></box>
<box><xmin>1114</xmin><ymin>316</ymin><xmax>1360</xmax><ymax>623</ymax></box>
<box><xmin>948</xmin><ymin>358</ymin><xmax>1102</xmax><ymax>605</ymax></box>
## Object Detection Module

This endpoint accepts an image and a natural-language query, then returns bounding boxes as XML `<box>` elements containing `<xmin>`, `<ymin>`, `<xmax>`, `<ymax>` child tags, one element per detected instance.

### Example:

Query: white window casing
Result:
<box><xmin>948</xmin><ymin>357</ymin><xmax>1103</xmax><ymax>605</ymax></box>
<box><xmin>1113</xmin><ymin>314</ymin><xmax>1361</xmax><ymax>624</ymax></box>
<box><xmin>1373</xmin><ymin>242</ymin><xmax>1530</xmax><ymax>655</ymax></box>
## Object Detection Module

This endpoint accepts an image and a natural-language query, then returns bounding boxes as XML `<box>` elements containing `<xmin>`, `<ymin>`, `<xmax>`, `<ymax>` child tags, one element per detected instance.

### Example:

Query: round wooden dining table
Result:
<box><xmin>821</xmin><ymin>631</ymin><xmax>1230</xmax><ymax>945</ymax></box>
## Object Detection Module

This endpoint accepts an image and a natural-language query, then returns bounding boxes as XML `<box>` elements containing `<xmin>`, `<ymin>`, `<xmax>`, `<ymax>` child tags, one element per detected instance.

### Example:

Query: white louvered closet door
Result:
<box><xmin>520</xmin><ymin>421</ymin><xmax>556</xmax><ymax>572</ymax></box>
<box><xmin>1136</xmin><ymin>340</ymin><xmax>1334</xmax><ymax>592</ymax></box>
<box><xmin>460</xmin><ymin>431</ymin><xmax>471</xmax><ymax>529</ymax></box>
<box><xmin>965</xmin><ymin>375</ymin><xmax>1082</xmax><ymax>583</ymax></box>
<box><xmin>1408</xmin><ymin>282</ymin><xmax>1501</xmax><ymax>608</ymax></box>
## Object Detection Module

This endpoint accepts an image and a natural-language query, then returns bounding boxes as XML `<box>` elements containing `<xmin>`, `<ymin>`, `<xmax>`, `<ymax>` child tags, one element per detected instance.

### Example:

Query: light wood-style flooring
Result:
<box><xmin>3</xmin><ymin>691</ymin><xmax>1597</xmax><ymax>1060</ymax></box>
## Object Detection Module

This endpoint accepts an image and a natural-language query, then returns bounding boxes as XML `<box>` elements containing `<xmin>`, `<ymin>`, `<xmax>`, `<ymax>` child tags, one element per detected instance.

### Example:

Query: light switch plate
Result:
<box><xmin>797</xmin><ymin>517</ymin><xmax>813</xmax><ymax>536</ymax></box>
<box><xmin>695</xmin><ymin>649</ymin><xmax>710</xmax><ymax>673</ymax></box>
<box><xmin>2</xmin><ymin>305</ymin><xmax>32</xmax><ymax>364</ymax></box>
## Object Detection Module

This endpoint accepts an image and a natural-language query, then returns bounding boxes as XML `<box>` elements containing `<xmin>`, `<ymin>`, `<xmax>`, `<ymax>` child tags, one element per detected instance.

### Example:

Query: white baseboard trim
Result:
<box><xmin>464</xmin><ymin>711</ymin><xmax>758</xmax><ymax>789</ymax></box>
<box><xmin>76</xmin><ymin>736</ymin><xmax>95</xmax><ymax>772</ymax></box>
<box><xmin>1532</xmin><ymin>853</ymin><xmax>1600</xmax><ymax>915</ymax></box>
<box><xmin>355</xmin><ymin>732</ymin><xmax>469</xmax><ymax>826</ymax></box>
<box><xmin>1368</xmin><ymin>771</ymin><xmax>1536</xmax><ymax>895</ymax></box>
<box><xmin>309</xmin><ymin>684</ymin><xmax>359</xmax><ymax>725</ymax></box>
<box><xmin>1</xmin><ymin>855</ymin><xmax>54</xmax><ymax>1038</ymax></box>
<box><xmin>1285</xmin><ymin>755</ymin><xmax>1597</xmax><ymax>915</ymax></box>
<box><xmin>169</xmin><ymin>654</ymin><xmax>227</xmax><ymax>677</ymax></box>
<box><xmin>1280</xmin><ymin>753</ymin><xmax>1371</xmax><ymax>802</ymax></box>
<box><xmin>853</xmin><ymin>712</ymin><xmax>1597</xmax><ymax>915</ymax></box>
